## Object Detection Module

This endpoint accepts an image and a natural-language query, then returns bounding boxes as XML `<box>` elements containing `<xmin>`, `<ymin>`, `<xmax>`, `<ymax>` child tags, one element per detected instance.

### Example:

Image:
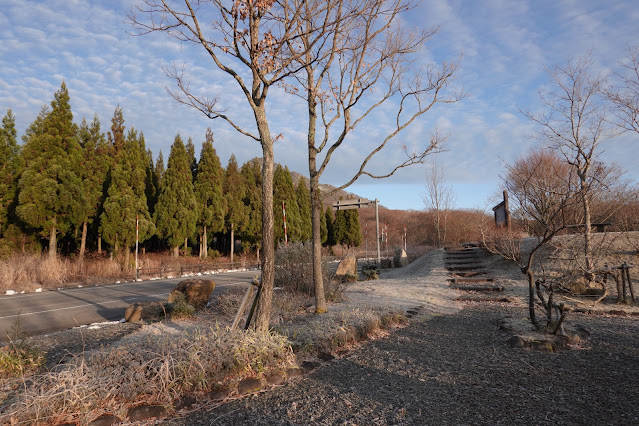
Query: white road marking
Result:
<box><xmin>0</xmin><ymin>282</ymin><xmax>245</xmax><ymax>320</ymax></box>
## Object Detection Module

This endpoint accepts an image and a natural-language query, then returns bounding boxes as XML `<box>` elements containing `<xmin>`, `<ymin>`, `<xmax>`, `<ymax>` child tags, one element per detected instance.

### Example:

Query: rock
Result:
<box><xmin>127</xmin><ymin>405</ymin><xmax>167</xmax><ymax>422</ymax></box>
<box><xmin>335</xmin><ymin>255</ymin><xmax>357</xmax><ymax>277</ymax></box>
<box><xmin>207</xmin><ymin>386</ymin><xmax>232</xmax><ymax>401</ymax></box>
<box><xmin>237</xmin><ymin>377</ymin><xmax>263</xmax><ymax>395</ymax></box>
<box><xmin>266</xmin><ymin>372</ymin><xmax>287</xmax><ymax>386</ymax></box>
<box><xmin>169</xmin><ymin>279</ymin><xmax>216</xmax><ymax>308</ymax></box>
<box><xmin>508</xmin><ymin>335</ymin><xmax>526</xmax><ymax>348</ymax></box>
<box><xmin>300</xmin><ymin>360</ymin><xmax>321</xmax><ymax>373</ymax></box>
<box><xmin>286</xmin><ymin>366</ymin><xmax>303</xmax><ymax>379</ymax></box>
<box><xmin>318</xmin><ymin>352</ymin><xmax>336</xmax><ymax>362</ymax></box>
<box><xmin>393</xmin><ymin>249</ymin><xmax>408</xmax><ymax>267</ymax></box>
<box><xmin>531</xmin><ymin>340</ymin><xmax>554</xmax><ymax>352</ymax></box>
<box><xmin>380</xmin><ymin>258</ymin><xmax>393</xmax><ymax>269</ymax></box>
<box><xmin>124</xmin><ymin>301</ymin><xmax>166</xmax><ymax>322</ymax></box>
<box><xmin>89</xmin><ymin>414</ymin><xmax>121</xmax><ymax>426</ymax></box>
<box><xmin>173</xmin><ymin>394</ymin><xmax>197</xmax><ymax>410</ymax></box>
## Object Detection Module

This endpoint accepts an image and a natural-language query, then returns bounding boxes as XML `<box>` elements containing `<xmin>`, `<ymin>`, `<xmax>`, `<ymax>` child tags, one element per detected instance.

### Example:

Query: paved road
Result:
<box><xmin>0</xmin><ymin>270</ymin><xmax>259</xmax><ymax>339</ymax></box>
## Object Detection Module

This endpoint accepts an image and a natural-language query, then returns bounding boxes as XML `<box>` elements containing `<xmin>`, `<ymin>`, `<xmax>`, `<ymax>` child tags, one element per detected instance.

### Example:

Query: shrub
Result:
<box><xmin>165</xmin><ymin>293</ymin><xmax>195</xmax><ymax>319</ymax></box>
<box><xmin>274</xmin><ymin>242</ymin><xmax>330</xmax><ymax>296</ymax></box>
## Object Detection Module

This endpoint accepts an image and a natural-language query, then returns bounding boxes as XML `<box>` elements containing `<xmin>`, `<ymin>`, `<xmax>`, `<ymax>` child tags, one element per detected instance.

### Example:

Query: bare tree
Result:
<box><xmin>128</xmin><ymin>0</ymin><xmax>342</xmax><ymax>331</ymax></box>
<box><xmin>423</xmin><ymin>163</ymin><xmax>455</xmax><ymax>247</ymax></box>
<box><xmin>284</xmin><ymin>0</ymin><xmax>463</xmax><ymax>312</ymax></box>
<box><xmin>502</xmin><ymin>149</ymin><xmax>581</xmax><ymax>329</ymax></box>
<box><xmin>522</xmin><ymin>54</ymin><xmax>619</xmax><ymax>282</ymax></box>
<box><xmin>608</xmin><ymin>45</ymin><xmax>639</xmax><ymax>134</ymax></box>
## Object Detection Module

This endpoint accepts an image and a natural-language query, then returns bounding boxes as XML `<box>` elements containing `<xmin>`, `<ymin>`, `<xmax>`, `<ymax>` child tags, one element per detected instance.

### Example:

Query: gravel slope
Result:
<box><xmin>162</xmin><ymin>248</ymin><xmax>639</xmax><ymax>425</ymax></box>
<box><xmin>164</xmin><ymin>304</ymin><xmax>639</xmax><ymax>425</ymax></box>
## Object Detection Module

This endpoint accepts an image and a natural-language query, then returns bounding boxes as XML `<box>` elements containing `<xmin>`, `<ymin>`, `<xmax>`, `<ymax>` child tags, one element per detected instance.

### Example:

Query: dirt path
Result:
<box><xmin>163</xmin><ymin>249</ymin><xmax>639</xmax><ymax>425</ymax></box>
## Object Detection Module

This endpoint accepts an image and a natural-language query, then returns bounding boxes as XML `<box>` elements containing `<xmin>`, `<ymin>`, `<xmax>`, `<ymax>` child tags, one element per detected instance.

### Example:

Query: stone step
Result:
<box><xmin>448</xmin><ymin>277</ymin><xmax>495</xmax><ymax>284</ymax></box>
<box><xmin>451</xmin><ymin>284</ymin><xmax>503</xmax><ymax>292</ymax></box>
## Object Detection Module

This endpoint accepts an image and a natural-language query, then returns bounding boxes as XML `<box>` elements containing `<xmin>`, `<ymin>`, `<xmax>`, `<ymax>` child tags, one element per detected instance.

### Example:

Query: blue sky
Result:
<box><xmin>1</xmin><ymin>0</ymin><xmax>638</xmax><ymax>211</ymax></box>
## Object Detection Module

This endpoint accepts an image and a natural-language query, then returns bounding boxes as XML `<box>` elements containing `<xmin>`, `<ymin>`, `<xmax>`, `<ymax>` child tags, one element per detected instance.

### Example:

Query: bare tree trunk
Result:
<box><xmin>184</xmin><ymin>237</ymin><xmax>188</xmax><ymax>256</ymax></box>
<box><xmin>173</xmin><ymin>246</ymin><xmax>179</xmax><ymax>258</ymax></box>
<box><xmin>254</xmin><ymin>120</ymin><xmax>275</xmax><ymax>333</ymax></box>
<box><xmin>310</xmin><ymin>173</ymin><xmax>327</xmax><ymax>313</ymax></box>
<box><xmin>49</xmin><ymin>220</ymin><xmax>57</xmax><ymax>261</ymax></box>
<box><xmin>203</xmin><ymin>225</ymin><xmax>208</xmax><ymax>258</ymax></box>
<box><xmin>98</xmin><ymin>235</ymin><xmax>102</xmax><ymax>254</ymax></box>
<box><xmin>124</xmin><ymin>246</ymin><xmax>130</xmax><ymax>271</ymax></box>
<box><xmin>79</xmin><ymin>220</ymin><xmax>88</xmax><ymax>261</ymax></box>
<box><xmin>230</xmin><ymin>222</ymin><xmax>234</xmax><ymax>265</ymax></box>
<box><xmin>582</xmin><ymin>184</ymin><xmax>594</xmax><ymax>278</ymax></box>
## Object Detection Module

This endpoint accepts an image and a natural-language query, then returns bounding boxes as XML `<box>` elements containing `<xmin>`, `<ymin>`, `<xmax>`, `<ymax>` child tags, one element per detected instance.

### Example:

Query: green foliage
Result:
<box><xmin>223</xmin><ymin>154</ymin><xmax>249</xmax><ymax>234</ymax></box>
<box><xmin>334</xmin><ymin>203</ymin><xmax>362</xmax><ymax>248</ymax></box>
<box><xmin>0</xmin><ymin>109</ymin><xmax>20</xmax><ymax>236</ymax></box>
<box><xmin>165</xmin><ymin>292</ymin><xmax>195</xmax><ymax>319</ymax></box>
<box><xmin>154</xmin><ymin>134</ymin><xmax>198</xmax><ymax>250</ymax></box>
<box><xmin>78</xmin><ymin>115</ymin><xmax>110</xmax><ymax>227</ymax></box>
<box><xmin>100</xmin><ymin>127</ymin><xmax>155</xmax><ymax>251</ymax></box>
<box><xmin>16</xmin><ymin>83</ymin><xmax>85</xmax><ymax>252</ymax></box>
<box><xmin>320</xmin><ymin>205</ymin><xmax>328</xmax><ymax>244</ymax></box>
<box><xmin>107</xmin><ymin>105</ymin><xmax>125</xmax><ymax>155</ymax></box>
<box><xmin>154</xmin><ymin>150</ymin><xmax>165</xmax><ymax>187</ymax></box>
<box><xmin>194</xmin><ymin>129</ymin><xmax>224</xmax><ymax>240</ymax></box>
<box><xmin>1</xmin><ymin>318</ymin><xmax>45</xmax><ymax>378</ymax></box>
<box><xmin>240</xmin><ymin>158</ymin><xmax>263</xmax><ymax>249</ymax></box>
<box><xmin>273</xmin><ymin>165</ymin><xmax>301</xmax><ymax>243</ymax></box>
<box><xmin>185</xmin><ymin>136</ymin><xmax>198</xmax><ymax>182</ymax></box>
<box><xmin>324</xmin><ymin>206</ymin><xmax>336</xmax><ymax>247</ymax></box>
<box><xmin>295</xmin><ymin>179</ymin><xmax>312</xmax><ymax>242</ymax></box>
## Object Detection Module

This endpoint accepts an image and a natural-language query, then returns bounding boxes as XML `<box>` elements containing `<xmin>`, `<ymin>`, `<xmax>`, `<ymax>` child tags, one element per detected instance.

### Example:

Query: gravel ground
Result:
<box><xmin>160</xmin><ymin>245</ymin><xmax>639</xmax><ymax>426</ymax></box>
<box><xmin>164</xmin><ymin>304</ymin><xmax>639</xmax><ymax>425</ymax></box>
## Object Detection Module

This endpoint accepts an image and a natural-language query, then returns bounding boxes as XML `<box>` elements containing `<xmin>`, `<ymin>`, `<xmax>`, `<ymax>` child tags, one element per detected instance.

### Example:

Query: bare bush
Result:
<box><xmin>275</xmin><ymin>242</ymin><xmax>330</xmax><ymax>296</ymax></box>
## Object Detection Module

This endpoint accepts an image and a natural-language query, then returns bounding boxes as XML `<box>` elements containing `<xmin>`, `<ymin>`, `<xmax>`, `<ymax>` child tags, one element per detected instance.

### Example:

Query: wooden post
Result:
<box><xmin>231</xmin><ymin>282</ymin><xmax>256</xmax><ymax>330</ymax></box>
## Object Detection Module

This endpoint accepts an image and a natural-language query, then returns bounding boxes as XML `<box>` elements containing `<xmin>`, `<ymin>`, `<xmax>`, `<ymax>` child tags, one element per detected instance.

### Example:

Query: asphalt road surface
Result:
<box><xmin>0</xmin><ymin>269</ymin><xmax>259</xmax><ymax>339</ymax></box>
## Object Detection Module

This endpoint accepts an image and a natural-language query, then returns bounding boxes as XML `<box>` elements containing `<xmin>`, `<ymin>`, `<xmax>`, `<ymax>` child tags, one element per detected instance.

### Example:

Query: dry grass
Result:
<box><xmin>0</xmin><ymin>252</ymin><xmax>261</xmax><ymax>293</ymax></box>
<box><xmin>2</xmin><ymin>326</ymin><xmax>295</xmax><ymax>425</ymax></box>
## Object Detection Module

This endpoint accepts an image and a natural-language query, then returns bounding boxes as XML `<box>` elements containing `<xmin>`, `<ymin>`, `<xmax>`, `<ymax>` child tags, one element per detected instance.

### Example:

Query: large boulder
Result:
<box><xmin>393</xmin><ymin>249</ymin><xmax>408</xmax><ymax>268</ymax></box>
<box><xmin>335</xmin><ymin>255</ymin><xmax>357</xmax><ymax>277</ymax></box>
<box><xmin>169</xmin><ymin>279</ymin><xmax>216</xmax><ymax>308</ymax></box>
<box><xmin>125</xmin><ymin>301</ymin><xmax>166</xmax><ymax>322</ymax></box>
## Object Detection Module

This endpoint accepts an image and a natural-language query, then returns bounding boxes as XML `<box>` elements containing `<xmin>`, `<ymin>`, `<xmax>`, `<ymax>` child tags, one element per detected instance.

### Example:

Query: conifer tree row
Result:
<box><xmin>0</xmin><ymin>83</ymin><xmax>364</xmax><ymax>261</ymax></box>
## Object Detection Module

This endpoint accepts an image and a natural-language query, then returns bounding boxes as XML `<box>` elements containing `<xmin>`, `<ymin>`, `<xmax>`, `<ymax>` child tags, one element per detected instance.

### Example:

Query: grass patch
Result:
<box><xmin>1</xmin><ymin>326</ymin><xmax>294</xmax><ymax>425</ymax></box>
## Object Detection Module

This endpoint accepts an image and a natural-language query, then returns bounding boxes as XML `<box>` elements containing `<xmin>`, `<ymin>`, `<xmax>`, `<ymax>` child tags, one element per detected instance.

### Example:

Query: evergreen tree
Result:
<box><xmin>334</xmin><ymin>205</ymin><xmax>362</xmax><ymax>251</ymax></box>
<box><xmin>77</xmin><ymin>115</ymin><xmax>110</xmax><ymax>260</ymax></box>
<box><xmin>323</xmin><ymin>206</ymin><xmax>336</xmax><ymax>247</ymax></box>
<box><xmin>145</xmin><ymin>146</ymin><xmax>159</xmax><ymax>217</ymax></box>
<box><xmin>273</xmin><ymin>165</ymin><xmax>301</xmax><ymax>243</ymax></box>
<box><xmin>0</xmin><ymin>110</ymin><xmax>20</xmax><ymax>236</ymax></box>
<box><xmin>320</xmin><ymin>206</ymin><xmax>328</xmax><ymax>245</ymax></box>
<box><xmin>240</xmin><ymin>158</ymin><xmax>263</xmax><ymax>258</ymax></box>
<box><xmin>223</xmin><ymin>154</ymin><xmax>249</xmax><ymax>262</ymax></box>
<box><xmin>194</xmin><ymin>128</ymin><xmax>224</xmax><ymax>258</ymax></box>
<box><xmin>100</xmin><ymin>128</ymin><xmax>154</xmax><ymax>266</ymax></box>
<box><xmin>295</xmin><ymin>179</ymin><xmax>312</xmax><ymax>242</ymax></box>
<box><xmin>16</xmin><ymin>82</ymin><xmax>85</xmax><ymax>260</ymax></box>
<box><xmin>154</xmin><ymin>150</ymin><xmax>165</xmax><ymax>187</ymax></box>
<box><xmin>107</xmin><ymin>106</ymin><xmax>126</xmax><ymax>156</ymax></box>
<box><xmin>185</xmin><ymin>136</ymin><xmax>198</xmax><ymax>181</ymax></box>
<box><xmin>154</xmin><ymin>134</ymin><xmax>198</xmax><ymax>257</ymax></box>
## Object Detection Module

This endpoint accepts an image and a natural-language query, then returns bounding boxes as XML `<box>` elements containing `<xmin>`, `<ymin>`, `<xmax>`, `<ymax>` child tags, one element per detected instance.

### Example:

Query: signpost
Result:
<box><xmin>333</xmin><ymin>198</ymin><xmax>381</xmax><ymax>272</ymax></box>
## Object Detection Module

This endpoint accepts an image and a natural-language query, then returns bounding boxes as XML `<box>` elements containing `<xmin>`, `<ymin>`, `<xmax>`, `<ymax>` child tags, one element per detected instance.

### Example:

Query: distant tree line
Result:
<box><xmin>0</xmin><ymin>83</ymin><xmax>361</xmax><ymax>264</ymax></box>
